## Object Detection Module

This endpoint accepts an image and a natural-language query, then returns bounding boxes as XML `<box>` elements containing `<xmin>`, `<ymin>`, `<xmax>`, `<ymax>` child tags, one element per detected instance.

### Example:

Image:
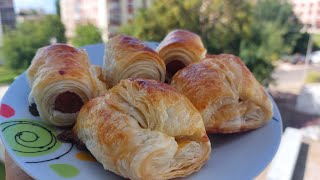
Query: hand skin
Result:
<box><xmin>4</xmin><ymin>151</ymin><xmax>33</xmax><ymax>180</ymax></box>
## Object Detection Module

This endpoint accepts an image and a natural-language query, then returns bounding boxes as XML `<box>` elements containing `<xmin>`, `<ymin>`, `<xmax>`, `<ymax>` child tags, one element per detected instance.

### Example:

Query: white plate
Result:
<box><xmin>0</xmin><ymin>43</ymin><xmax>282</xmax><ymax>180</ymax></box>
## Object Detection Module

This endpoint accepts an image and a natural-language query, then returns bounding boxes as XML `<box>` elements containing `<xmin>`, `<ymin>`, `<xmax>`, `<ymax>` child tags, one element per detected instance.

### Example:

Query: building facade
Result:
<box><xmin>290</xmin><ymin>0</ymin><xmax>320</xmax><ymax>33</ymax></box>
<box><xmin>0</xmin><ymin>0</ymin><xmax>15</xmax><ymax>30</ymax></box>
<box><xmin>60</xmin><ymin>0</ymin><xmax>152</xmax><ymax>42</ymax></box>
<box><xmin>0</xmin><ymin>0</ymin><xmax>15</xmax><ymax>46</ymax></box>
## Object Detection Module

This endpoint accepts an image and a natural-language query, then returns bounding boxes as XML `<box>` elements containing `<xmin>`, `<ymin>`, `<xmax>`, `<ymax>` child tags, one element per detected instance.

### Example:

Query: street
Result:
<box><xmin>269</xmin><ymin>63</ymin><xmax>320</xmax><ymax>94</ymax></box>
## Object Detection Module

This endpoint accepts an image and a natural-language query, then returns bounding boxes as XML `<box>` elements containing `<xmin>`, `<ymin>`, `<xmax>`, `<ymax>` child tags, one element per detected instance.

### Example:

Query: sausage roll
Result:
<box><xmin>26</xmin><ymin>44</ymin><xmax>106</xmax><ymax>127</ymax></box>
<box><xmin>103</xmin><ymin>35</ymin><xmax>166</xmax><ymax>87</ymax></box>
<box><xmin>171</xmin><ymin>54</ymin><xmax>273</xmax><ymax>133</ymax></box>
<box><xmin>156</xmin><ymin>29</ymin><xmax>206</xmax><ymax>82</ymax></box>
<box><xmin>74</xmin><ymin>79</ymin><xmax>211</xmax><ymax>180</ymax></box>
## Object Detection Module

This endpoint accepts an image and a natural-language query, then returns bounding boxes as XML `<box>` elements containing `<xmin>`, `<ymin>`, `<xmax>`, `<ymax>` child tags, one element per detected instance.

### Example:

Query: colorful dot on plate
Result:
<box><xmin>76</xmin><ymin>151</ymin><xmax>97</xmax><ymax>162</ymax></box>
<box><xmin>50</xmin><ymin>164</ymin><xmax>80</xmax><ymax>178</ymax></box>
<box><xmin>0</xmin><ymin>104</ymin><xmax>15</xmax><ymax>118</ymax></box>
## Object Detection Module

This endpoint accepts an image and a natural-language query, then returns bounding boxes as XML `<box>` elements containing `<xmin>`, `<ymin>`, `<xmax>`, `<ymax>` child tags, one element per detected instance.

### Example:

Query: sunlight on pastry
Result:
<box><xmin>171</xmin><ymin>54</ymin><xmax>273</xmax><ymax>133</ymax></box>
<box><xmin>73</xmin><ymin>79</ymin><xmax>211</xmax><ymax>180</ymax></box>
<box><xmin>156</xmin><ymin>29</ymin><xmax>207</xmax><ymax>82</ymax></box>
<box><xmin>26</xmin><ymin>44</ymin><xmax>107</xmax><ymax>127</ymax></box>
<box><xmin>103</xmin><ymin>35</ymin><xmax>166</xmax><ymax>87</ymax></box>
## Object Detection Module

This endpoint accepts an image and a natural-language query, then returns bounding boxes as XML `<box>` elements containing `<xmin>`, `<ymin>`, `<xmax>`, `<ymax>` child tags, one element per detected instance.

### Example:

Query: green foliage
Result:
<box><xmin>0</xmin><ymin>162</ymin><xmax>4</xmax><ymax>180</ymax></box>
<box><xmin>72</xmin><ymin>24</ymin><xmax>102</xmax><ymax>47</ymax></box>
<box><xmin>56</xmin><ymin>0</ymin><xmax>61</xmax><ymax>17</ymax></box>
<box><xmin>119</xmin><ymin>0</ymin><xmax>302</xmax><ymax>85</ymax></box>
<box><xmin>200</xmin><ymin>0</ymin><xmax>252</xmax><ymax>55</ymax></box>
<box><xmin>305</xmin><ymin>71</ymin><xmax>320</xmax><ymax>83</ymax></box>
<box><xmin>293</xmin><ymin>33</ymin><xmax>310</xmax><ymax>54</ymax></box>
<box><xmin>40</xmin><ymin>15</ymin><xmax>67</xmax><ymax>43</ymax></box>
<box><xmin>312</xmin><ymin>34</ymin><xmax>320</xmax><ymax>50</ymax></box>
<box><xmin>239</xmin><ymin>0</ymin><xmax>301</xmax><ymax>84</ymax></box>
<box><xmin>1</xmin><ymin>15</ymin><xmax>66</xmax><ymax>70</ymax></box>
<box><xmin>0</xmin><ymin>66</ymin><xmax>21</xmax><ymax>85</ymax></box>
<box><xmin>121</xmin><ymin>0</ymin><xmax>202</xmax><ymax>41</ymax></box>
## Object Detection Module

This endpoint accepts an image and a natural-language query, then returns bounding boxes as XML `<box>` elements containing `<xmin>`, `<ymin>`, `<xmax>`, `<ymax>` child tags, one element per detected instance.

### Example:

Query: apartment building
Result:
<box><xmin>0</xmin><ymin>0</ymin><xmax>15</xmax><ymax>30</ymax></box>
<box><xmin>290</xmin><ymin>0</ymin><xmax>320</xmax><ymax>33</ymax></box>
<box><xmin>60</xmin><ymin>0</ymin><xmax>153</xmax><ymax>42</ymax></box>
<box><xmin>0</xmin><ymin>0</ymin><xmax>15</xmax><ymax>46</ymax></box>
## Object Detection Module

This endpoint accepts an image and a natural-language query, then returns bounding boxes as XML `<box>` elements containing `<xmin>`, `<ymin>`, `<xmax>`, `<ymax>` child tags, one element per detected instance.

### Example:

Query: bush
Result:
<box><xmin>0</xmin><ymin>66</ymin><xmax>21</xmax><ymax>85</ymax></box>
<box><xmin>305</xmin><ymin>71</ymin><xmax>320</xmax><ymax>83</ymax></box>
<box><xmin>1</xmin><ymin>15</ymin><xmax>66</xmax><ymax>71</ymax></box>
<box><xmin>72</xmin><ymin>24</ymin><xmax>102</xmax><ymax>47</ymax></box>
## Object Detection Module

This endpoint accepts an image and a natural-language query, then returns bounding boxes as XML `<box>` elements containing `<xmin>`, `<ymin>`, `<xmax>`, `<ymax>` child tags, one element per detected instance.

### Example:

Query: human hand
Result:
<box><xmin>4</xmin><ymin>151</ymin><xmax>33</xmax><ymax>180</ymax></box>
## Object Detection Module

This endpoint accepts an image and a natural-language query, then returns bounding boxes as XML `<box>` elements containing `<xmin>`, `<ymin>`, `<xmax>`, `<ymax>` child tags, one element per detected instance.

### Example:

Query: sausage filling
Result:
<box><xmin>54</xmin><ymin>91</ymin><xmax>84</xmax><ymax>113</ymax></box>
<box><xmin>166</xmin><ymin>60</ymin><xmax>186</xmax><ymax>78</ymax></box>
<box><xmin>167</xmin><ymin>60</ymin><xmax>186</xmax><ymax>76</ymax></box>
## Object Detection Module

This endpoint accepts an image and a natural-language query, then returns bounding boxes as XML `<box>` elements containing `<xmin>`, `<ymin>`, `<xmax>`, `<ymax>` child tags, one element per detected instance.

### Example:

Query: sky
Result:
<box><xmin>13</xmin><ymin>0</ymin><xmax>56</xmax><ymax>14</ymax></box>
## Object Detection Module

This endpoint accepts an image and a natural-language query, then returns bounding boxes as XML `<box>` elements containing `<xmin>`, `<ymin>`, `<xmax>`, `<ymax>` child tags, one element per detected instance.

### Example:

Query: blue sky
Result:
<box><xmin>13</xmin><ymin>0</ymin><xmax>56</xmax><ymax>14</ymax></box>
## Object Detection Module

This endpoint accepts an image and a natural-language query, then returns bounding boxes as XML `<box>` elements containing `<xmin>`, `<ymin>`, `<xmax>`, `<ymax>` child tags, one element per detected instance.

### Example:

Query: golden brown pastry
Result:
<box><xmin>156</xmin><ymin>29</ymin><xmax>206</xmax><ymax>82</ymax></box>
<box><xmin>74</xmin><ymin>79</ymin><xmax>211</xmax><ymax>180</ymax></box>
<box><xmin>103</xmin><ymin>35</ymin><xmax>166</xmax><ymax>87</ymax></box>
<box><xmin>26</xmin><ymin>44</ymin><xmax>107</xmax><ymax>127</ymax></box>
<box><xmin>171</xmin><ymin>54</ymin><xmax>273</xmax><ymax>133</ymax></box>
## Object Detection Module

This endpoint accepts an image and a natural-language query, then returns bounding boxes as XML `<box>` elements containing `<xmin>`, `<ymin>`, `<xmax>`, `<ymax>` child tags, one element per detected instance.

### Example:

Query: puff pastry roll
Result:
<box><xmin>156</xmin><ymin>29</ymin><xmax>206</xmax><ymax>82</ymax></box>
<box><xmin>74</xmin><ymin>79</ymin><xmax>211</xmax><ymax>180</ymax></box>
<box><xmin>171</xmin><ymin>54</ymin><xmax>273</xmax><ymax>133</ymax></box>
<box><xmin>103</xmin><ymin>35</ymin><xmax>166</xmax><ymax>87</ymax></box>
<box><xmin>27</xmin><ymin>44</ymin><xmax>106</xmax><ymax>127</ymax></box>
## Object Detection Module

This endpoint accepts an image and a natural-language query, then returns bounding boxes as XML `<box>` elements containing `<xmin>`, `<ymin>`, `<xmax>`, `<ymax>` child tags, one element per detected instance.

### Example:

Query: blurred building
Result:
<box><xmin>16</xmin><ymin>9</ymin><xmax>46</xmax><ymax>23</ymax></box>
<box><xmin>0</xmin><ymin>0</ymin><xmax>16</xmax><ymax>47</ymax></box>
<box><xmin>290</xmin><ymin>0</ymin><xmax>320</xmax><ymax>33</ymax></box>
<box><xmin>60</xmin><ymin>0</ymin><xmax>153</xmax><ymax>42</ymax></box>
<box><xmin>0</xmin><ymin>0</ymin><xmax>15</xmax><ymax>30</ymax></box>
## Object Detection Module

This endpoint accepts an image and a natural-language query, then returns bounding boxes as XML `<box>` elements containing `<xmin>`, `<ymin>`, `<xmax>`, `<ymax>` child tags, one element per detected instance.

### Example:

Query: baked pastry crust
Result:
<box><xmin>103</xmin><ymin>35</ymin><xmax>166</xmax><ymax>87</ymax></box>
<box><xmin>156</xmin><ymin>29</ymin><xmax>206</xmax><ymax>82</ymax></box>
<box><xmin>171</xmin><ymin>54</ymin><xmax>273</xmax><ymax>133</ymax></box>
<box><xmin>74</xmin><ymin>79</ymin><xmax>211</xmax><ymax>180</ymax></box>
<box><xmin>26</xmin><ymin>44</ymin><xmax>106</xmax><ymax>127</ymax></box>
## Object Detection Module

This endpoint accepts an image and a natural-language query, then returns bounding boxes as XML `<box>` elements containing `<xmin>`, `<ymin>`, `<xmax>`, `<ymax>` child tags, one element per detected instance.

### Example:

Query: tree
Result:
<box><xmin>56</xmin><ymin>0</ymin><xmax>61</xmax><ymax>17</ymax></box>
<box><xmin>120</xmin><ymin>0</ymin><xmax>251</xmax><ymax>54</ymax></box>
<box><xmin>199</xmin><ymin>0</ymin><xmax>252</xmax><ymax>54</ymax></box>
<box><xmin>72</xmin><ymin>24</ymin><xmax>102</xmax><ymax>47</ymax></box>
<box><xmin>239</xmin><ymin>0</ymin><xmax>302</xmax><ymax>84</ymax></box>
<box><xmin>2</xmin><ymin>15</ymin><xmax>66</xmax><ymax>70</ymax></box>
<box><xmin>120</xmin><ymin>0</ymin><xmax>202</xmax><ymax>41</ymax></box>
<box><xmin>120</xmin><ymin>0</ymin><xmax>302</xmax><ymax>85</ymax></box>
<box><xmin>311</xmin><ymin>34</ymin><xmax>320</xmax><ymax>51</ymax></box>
<box><xmin>39</xmin><ymin>15</ymin><xmax>66</xmax><ymax>43</ymax></box>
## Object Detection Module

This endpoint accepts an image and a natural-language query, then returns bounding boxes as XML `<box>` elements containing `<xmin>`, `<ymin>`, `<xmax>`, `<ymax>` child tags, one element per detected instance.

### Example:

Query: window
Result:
<box><xmin>316</xmin><ymin>19</ymin><xmax>320</xmax><ymax>28</ymax></box>
<box><xmin>109</xmin><ymin>0</ymin><xmax>121</xmax><ymax>25</ymax></box>
<box><xmin>128</xmin><ymin>0</ymin><xmax>134</xmax><ymax>14</ymax></box>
